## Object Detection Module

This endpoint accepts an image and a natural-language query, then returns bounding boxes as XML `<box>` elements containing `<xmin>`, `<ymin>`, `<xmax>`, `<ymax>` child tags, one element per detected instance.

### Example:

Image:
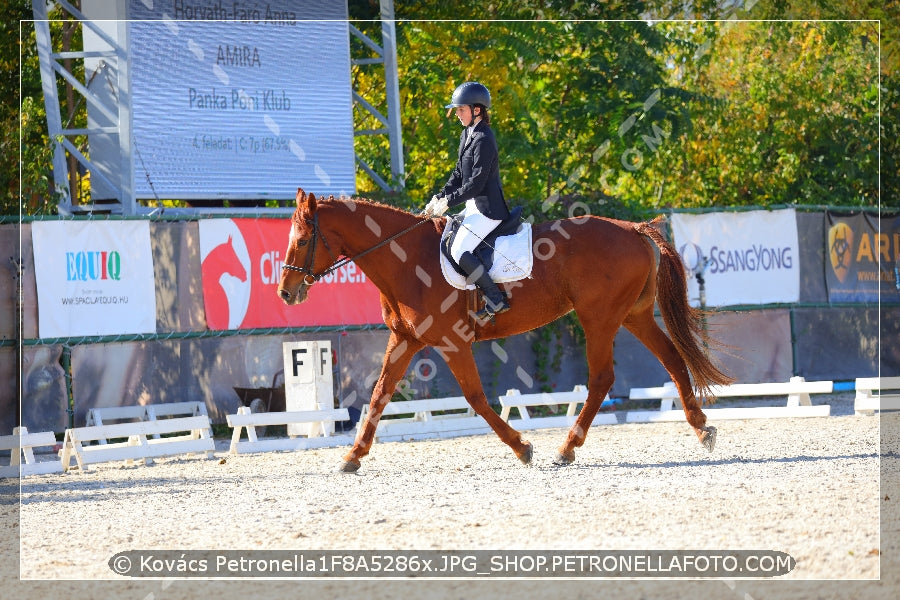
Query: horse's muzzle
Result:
<box><xmin>277</xmin><ymin>285</ymin><xmax>309</xmax><ymax>306</ymax></box>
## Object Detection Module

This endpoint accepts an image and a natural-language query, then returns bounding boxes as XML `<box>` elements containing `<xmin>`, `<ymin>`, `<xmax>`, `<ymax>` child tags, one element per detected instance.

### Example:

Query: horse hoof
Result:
<box><xmin>701</xmin><ymin>426</ymin><xmax>717</xmax><ymax>453</ymax></box>
<box><xmin>553</xmin><ymin>450</ymin><xmax>575</xmax><ymax>466</ymax></box>
<box><xmin>339</xmin><ymin>460</ymin><xmax>361</xmax><ymax>473</ymax></box>
<box><xmin>517</xmin><ymin>442</ymin><xmax>533</xmax><ymax>465</ymax></box>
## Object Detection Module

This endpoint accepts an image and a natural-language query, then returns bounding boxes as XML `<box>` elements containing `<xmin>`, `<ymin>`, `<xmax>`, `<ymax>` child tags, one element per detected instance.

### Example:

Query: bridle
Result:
<box><xmin>281</xmin><ymin>212</ymin><xmax>431</xmax><ymax>285</ymax></box>
<box><xmin>281</xmin><ymin>214</ymin><xmax>328</xmax><ymax>286</ymax></box>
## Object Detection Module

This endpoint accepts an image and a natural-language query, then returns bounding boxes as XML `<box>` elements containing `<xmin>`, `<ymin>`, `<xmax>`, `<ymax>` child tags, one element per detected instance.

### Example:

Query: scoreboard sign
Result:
<box><xmin>127</xmin><ymin>1</ymin><xmax>355</xmax><ymax>200</ymax></box>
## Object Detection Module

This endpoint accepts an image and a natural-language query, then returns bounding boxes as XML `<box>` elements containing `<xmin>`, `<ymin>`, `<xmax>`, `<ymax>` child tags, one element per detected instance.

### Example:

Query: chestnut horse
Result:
<box><xmin>278</xmin><ymin>189</ymin><xmax>731</xmax><ymax>472</ymax></box>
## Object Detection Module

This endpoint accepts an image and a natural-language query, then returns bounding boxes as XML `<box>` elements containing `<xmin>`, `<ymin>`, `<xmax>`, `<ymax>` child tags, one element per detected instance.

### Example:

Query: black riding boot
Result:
<box><xmin>458</xmin><ymin>251</ymin><xmax>511</xmax><ymax>320</ymax></box>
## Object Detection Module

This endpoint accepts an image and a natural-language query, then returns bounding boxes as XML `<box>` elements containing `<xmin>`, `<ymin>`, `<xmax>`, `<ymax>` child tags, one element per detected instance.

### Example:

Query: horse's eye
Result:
<box><xmin>297</xmin><ymin>240</ymin><xmax>309</xmax><ymax>247</ymax></box>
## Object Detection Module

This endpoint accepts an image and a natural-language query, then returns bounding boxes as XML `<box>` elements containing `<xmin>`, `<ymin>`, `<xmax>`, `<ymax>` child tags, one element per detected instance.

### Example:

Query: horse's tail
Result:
<box><xmin>636</xmin><ymin>220</ymin><xmax>734</xmax><ymax>401</ymax></box>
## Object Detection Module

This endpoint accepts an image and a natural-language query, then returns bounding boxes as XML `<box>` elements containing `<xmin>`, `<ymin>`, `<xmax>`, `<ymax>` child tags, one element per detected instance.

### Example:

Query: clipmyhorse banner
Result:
<box><xmin>199</xmin><ymin>218</ymin><xmax>383</xmax><ymax>329</ymax></box>
<box><xmin>32</xmin><ymin>221</ymin><xmax>156</xmax><ymax>338</ymax></box>
<box><xmin>670</xmin><ymin>210</ymin><xmax>800</xmax><ymax>307</ymax></box>
<box><xmin>825</xmin><ymin>211</ymin><xmax>900</xmax><ymax>303</ymax></box>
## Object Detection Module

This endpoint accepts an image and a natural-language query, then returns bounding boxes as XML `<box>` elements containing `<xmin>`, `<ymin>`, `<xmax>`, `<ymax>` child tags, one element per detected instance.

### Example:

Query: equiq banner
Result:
<box><xmin>31</xmin><ymin>221</ymin><xmax>157</xmax><ymax>338</ymax></box>
<box><xmin>825</xmin><ymin>211</ymin><xmax>900</xmax><ymax>303</ymax></box>
<box><xmin>670</xmin><ymin>210</ymin><xmax>800</xmax><ymax>307</ymax></box>
<box><xmin>127</xmin><ymin>1</ymin><xmax>355</xmax><ymax>199</ymax></box>
<box><xmin>199</xmin><ymin>218</ymin><xmax>383</xmax><ymax>329</ymax></box>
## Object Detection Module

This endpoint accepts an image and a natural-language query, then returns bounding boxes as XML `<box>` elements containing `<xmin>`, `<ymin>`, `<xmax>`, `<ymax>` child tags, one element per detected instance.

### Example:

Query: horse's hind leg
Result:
<box><xmin>445</xmin><ymin>347</ymin><xmax>533</xmax><ymax>465</ymax></box>
<box><xmin>624</xmin><ymin>309</ymin><xmax>716</xmax><ymax>451</ymax></box>
<box><xmin>341</xmin><ymin>332</ymin><xmax>425</xmax><ymax>473</ymax></box>
<box><xmin>555</xmin><ymin>319</ymin><xmax>617</xmax><ymax>466</ymax></box>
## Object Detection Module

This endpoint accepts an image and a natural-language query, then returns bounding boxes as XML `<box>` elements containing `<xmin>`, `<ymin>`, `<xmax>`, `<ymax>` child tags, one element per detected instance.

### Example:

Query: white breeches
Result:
<box><xmin>449</xmin><ymin>199</ymin><xmax>502</xmax><ymax>262</ymax></box>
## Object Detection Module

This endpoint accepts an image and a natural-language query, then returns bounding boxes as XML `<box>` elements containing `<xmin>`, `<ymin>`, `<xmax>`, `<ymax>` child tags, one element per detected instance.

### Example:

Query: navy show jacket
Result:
<box><xmin>439</xmin><ymin>120</ymin><xmax>510</xmax><ymax>220</ymax></box>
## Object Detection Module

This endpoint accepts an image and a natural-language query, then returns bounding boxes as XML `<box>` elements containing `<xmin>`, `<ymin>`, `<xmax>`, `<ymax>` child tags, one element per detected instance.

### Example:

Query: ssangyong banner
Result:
<box><xmin>199</xmin><ymin>218</ymin><xmax>383</xmax><ymax>329</ymax></box>
<box><xmin>670</xmin><ymin>209</ymin><xmax>800</xmax><ymax>307</ymax></box>
<box><xmin>32</xmin><ymin>221</ymin><xmax>157</xmax><ymax>338</ymax></box>
<box><xmin>127</xmin><ymin>1</ymin><xmax>354</xmax><ymax>199</ymax></box>
<box><xmin>825</xmin><ymin>211</ymin><xmax>900</xmax><ymax>303</ymax></box>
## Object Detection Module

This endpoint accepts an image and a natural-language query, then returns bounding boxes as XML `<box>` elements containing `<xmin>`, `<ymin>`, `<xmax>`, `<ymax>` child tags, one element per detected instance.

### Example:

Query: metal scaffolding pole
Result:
<box><xmin>350</xmin><ymin>0</ymin><xmax>405</xmax><ymax>192</ymax></box>
<box><xmin>380</xmin><ymin>0</ymin><xmax>405</xmax><ymax>189</ymax></box>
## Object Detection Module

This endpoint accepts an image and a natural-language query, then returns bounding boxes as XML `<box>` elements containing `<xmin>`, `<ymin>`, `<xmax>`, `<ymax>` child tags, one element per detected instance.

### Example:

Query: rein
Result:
<box><xmin>281</xmin><ymin>212</ymin><xmax>431</xmax><ymax>284</ymax></box>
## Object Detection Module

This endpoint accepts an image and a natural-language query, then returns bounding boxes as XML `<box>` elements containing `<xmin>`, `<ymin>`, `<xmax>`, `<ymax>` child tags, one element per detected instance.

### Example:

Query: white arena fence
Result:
<box><xmin>1</xmin><ymin>377</ymin><xmax>877</xmax><ymax>479</ymax></box>
<box><xmin>5</xmin><ymin>208</ymin><xmax>896</xmax><ymax>457</ymax></box>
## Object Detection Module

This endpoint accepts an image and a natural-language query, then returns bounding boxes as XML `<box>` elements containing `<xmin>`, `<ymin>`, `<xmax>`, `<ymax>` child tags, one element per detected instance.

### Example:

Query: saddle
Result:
<box><xmin>439</xmin><ymin>206</ymin><xmax>534</xmax><ymax>291</ymax></box>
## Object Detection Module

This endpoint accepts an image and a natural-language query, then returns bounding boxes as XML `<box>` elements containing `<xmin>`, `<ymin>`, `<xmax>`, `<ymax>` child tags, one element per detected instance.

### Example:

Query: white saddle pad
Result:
<box><xmin>439</xmin><ymin>222</ymin><xmax>534</xmax><ymax>290</ymax></box>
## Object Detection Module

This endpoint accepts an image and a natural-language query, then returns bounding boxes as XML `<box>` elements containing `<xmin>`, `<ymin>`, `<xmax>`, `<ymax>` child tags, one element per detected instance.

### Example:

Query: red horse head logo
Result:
<box><xmin>201</xmin><ymin>234</ymin><xmax>249</xmax><ymax>329</ymax></box>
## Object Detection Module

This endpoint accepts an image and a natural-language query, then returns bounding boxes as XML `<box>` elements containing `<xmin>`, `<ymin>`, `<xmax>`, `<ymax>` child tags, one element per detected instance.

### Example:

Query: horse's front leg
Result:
<box><xmin>445</xmin><ymin>346</ymin><xmax>533</xmax><ymax>465</ymax></box>
<box><xmin>340</xmin><ymin>332</ymin><xmax>424</xmax><ymax>473</ymax></box>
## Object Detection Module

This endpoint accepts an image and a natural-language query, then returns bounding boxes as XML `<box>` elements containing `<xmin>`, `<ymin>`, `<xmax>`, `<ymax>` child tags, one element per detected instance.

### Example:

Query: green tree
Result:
<box><xmin>748</xmin><ymin>0</ymin><xmax>899</xmax><ymax>205</ymax></box>
<box><xmin>8</xmin><ymin>0</ymin><xmax>895</xmax><ymax>216</ymax></box>
<box><xmin>618</xmin><ymin>20</ymin><xmax>879</xmax><ymax>209</ymax></box>
<box><xmin>354</xmin><ymin>8</ymin><xmax>698</xmax><ymax>221</ymax></box>
<box><xmin>354</xmin><ymin>1</ymin><xmax>883</xmax><ymax>218</ymax></box>
<box><xmin>3</xmin><ymin>0</ymin><xmax>85</xmax><ymax>216</ymax></box>
<box><xmin>1</xmin><ymin>1</ymin><xmax>55</xmax><ymax>216</ymax></box>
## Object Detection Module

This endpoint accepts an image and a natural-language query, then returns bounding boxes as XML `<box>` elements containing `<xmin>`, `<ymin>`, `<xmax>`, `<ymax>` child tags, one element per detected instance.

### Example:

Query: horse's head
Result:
<box><xmin>221</xmin><ymin>235</ymin><xmax>248</xmax><ymax>281</ymax></box>
<box><xmin>278</xmin><ymin>188</ymin><xmax>332</xmax><ymax>305</ymax></box>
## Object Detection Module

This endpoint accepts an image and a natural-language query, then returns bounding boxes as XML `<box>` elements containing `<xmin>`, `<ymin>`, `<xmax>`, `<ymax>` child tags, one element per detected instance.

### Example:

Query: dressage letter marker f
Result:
<box><xmin>292</xmin><ymin>348</ymin><xmax>308</xmax><ymax>377</ymax></box>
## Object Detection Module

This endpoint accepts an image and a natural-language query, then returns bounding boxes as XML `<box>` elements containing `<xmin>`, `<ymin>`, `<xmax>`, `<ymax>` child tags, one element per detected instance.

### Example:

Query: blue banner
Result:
<box><xmin>825</xmin><ymin>211</ymin><xmax>900</xmax><ymax>303</ymax></box>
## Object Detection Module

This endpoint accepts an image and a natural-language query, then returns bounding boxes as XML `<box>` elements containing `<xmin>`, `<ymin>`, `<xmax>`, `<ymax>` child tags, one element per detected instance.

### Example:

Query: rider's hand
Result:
<box><xmin>423</xmin><ymin>195</ymin><xmax>448</xmax><ymax>218</ymax></box>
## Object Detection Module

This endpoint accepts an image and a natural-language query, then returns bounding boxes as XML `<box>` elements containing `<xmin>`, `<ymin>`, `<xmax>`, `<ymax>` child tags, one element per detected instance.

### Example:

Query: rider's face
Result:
<box><xmin>455</xmin><ymin>105</ymin><xmax>476</xmax><ymax>126</ymax></box>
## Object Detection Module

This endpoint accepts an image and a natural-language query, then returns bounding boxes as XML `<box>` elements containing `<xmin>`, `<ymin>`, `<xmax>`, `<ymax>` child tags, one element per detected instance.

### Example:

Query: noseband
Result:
<box><xmin>281</xmin><ymin>212</ymin><xmax>431</xmax><ymax>286</ymax></box>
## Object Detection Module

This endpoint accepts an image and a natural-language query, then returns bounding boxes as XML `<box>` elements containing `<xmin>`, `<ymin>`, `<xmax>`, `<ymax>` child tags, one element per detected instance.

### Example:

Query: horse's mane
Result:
<box><xmin>318</xmin><ymin>194</ymin><xmax>419</xmax><ymax>219</ymax></box>
<box><xmin>296</xmin><ymin>192</ymin><xmax>444</xmax><ymax>237</ymax></box>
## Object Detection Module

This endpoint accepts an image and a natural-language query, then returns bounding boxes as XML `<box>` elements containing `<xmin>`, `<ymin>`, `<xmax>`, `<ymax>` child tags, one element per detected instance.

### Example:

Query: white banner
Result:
<box><xmin>671</xmin><ymin>210</ymin><xmax>800</xmax><ymax>307</ymax></box>
<box><xmin>32</xmin><ymin>221</ymin><xmax>157</xmax><ymax>338</ymax></box>
<box><xmin>127</xmin><ymin>1</ymin><xmax>355</xmax><ymax>199</ymax></box>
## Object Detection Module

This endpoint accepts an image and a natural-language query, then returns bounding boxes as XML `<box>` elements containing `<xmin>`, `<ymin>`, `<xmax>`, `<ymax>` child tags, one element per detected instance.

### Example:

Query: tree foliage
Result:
<box><xmin>4</xmin><ymin>0</ymin><xmax>894</xmax><ymax>216</ymax></box>
<box><xmin>742</xmin><ymin>0</ymin><xmax>897</xmax><ymax>206</ymax></box>
<box><xmin>1</xmin><ymin>1</ymin><xmax>53</xmax><ymax>216</ymax></box>
<box><xmin>354</xmin><ymin>10</ymin><xmax>704</xmax><ymax>220</ymax></box>
<box><xmin>624</xmin><ymin>20</ymin><xmax>880</xmax><ymax>209</ymax></box>
<box><xmin>3</xmin><ymin>0</ymin><xmax>84</xmax><ymax>216</ymax></box>
<box><xmin>349</xmin><ymin>1</ymin><xmax>884</xmax><ymax>221</ymax></box>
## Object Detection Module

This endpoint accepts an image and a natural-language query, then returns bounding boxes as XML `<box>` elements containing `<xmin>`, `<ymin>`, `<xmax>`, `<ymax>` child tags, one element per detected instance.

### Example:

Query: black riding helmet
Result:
<box><xmin>445</xmin><ymin>81</ymin><xmax>491</xmax><ymax>120</ymax></box>
<box><xmin>445</xmin><ymin>81</ymin><xmax>491</xmax><ymax>109</ymax></box>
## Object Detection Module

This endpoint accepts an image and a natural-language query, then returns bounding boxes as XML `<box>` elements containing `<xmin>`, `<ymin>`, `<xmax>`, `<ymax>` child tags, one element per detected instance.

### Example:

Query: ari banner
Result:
<box><xmin>825</xmin><ymin>211</ymin><xmax>900</xmax><ymax>303</ymax></box>
<box><xmin>32</xmin><ymin>221</ymin><xmax>157</xmax><ymax>338</ymax></box>
<box><xmin>199</xmin><ymin>218</ymin><xmax>383</xmax><ymax>329</ymax></box>
<box><xmin>670</xmin><ymin>210</ymin><xmax>800</xmax><ymax>307</ymax></box>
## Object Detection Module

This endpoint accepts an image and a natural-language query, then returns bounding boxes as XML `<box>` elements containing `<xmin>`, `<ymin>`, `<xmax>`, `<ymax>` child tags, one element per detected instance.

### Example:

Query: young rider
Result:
<box><xmin>423</xmin><ymin>81</ymin><xmax>512</xmax><ymax>319</ymax></box>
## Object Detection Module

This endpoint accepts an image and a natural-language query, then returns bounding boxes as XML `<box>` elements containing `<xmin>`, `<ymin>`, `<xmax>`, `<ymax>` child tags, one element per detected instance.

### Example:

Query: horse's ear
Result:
<box><xmin>295</xmin><ymin>187</ymin><xmax>317</xmax><ymax>217</ymax></box>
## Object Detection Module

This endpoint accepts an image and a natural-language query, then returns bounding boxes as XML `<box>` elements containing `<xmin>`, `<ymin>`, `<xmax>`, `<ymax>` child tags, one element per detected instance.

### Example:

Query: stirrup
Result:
<box><xmin>474</xmin><ymin>297</ymin><xmax>510</xmax><ymax>321</ymax></box>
